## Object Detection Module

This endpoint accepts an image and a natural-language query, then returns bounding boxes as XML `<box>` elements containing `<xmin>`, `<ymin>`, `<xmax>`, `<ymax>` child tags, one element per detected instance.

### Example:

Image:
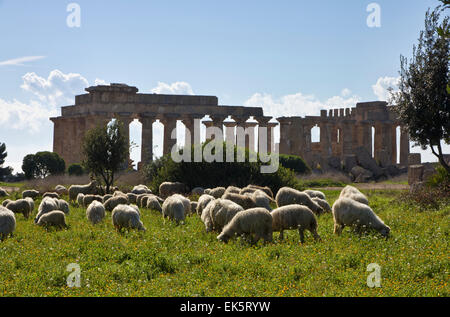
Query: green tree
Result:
<box><xmin>22</xmin><ymin>151</ymin><xmax>66</xmax><ymax>179</ymax></box>
<box><xmin>392</xmin><ymin>9</ymin><xmax>450</xmax><ymax>173</ymax></box>
<box><xmin>82</xmin><ymin>120</ymin><xmax>129</xmax><ymax>194</ymax></box>
<box><xmin>0</xmin><ymin>142</ymin><xmax>13</xmax><ymax>180</ymax></box>
<box><xmin>68</xmin><ymin>163</ymin><xmax>85</xmax><ymax>176</ymax></box>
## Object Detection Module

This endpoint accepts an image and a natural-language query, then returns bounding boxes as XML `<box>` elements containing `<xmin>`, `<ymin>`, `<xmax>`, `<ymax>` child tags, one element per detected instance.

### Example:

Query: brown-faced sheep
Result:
<box><xmin>332</xmin><ymin>197</ymin><xmax>390</xmax><ymax>237</ymax></box>
<box><xmin>68</xmin><ymin>180</ymin><xmax>98</xmax><ymax>202</ymax></box>
<box><xmin>36</xmin><ymin>210</ymin><xmax>67</xmax><ymax>229</ymax></box>
<box><xmin>339</xmin><ymin>185</ymin><xmax>369</xmax><ymax>205</ymax></box>
<box><xmin>271</xmin><ymin>205</ymin><xmax>321</xmax><ymax>243</ymax></box>
<box><xmin>159</xmin><ymin>182</ymin><xmax>188</xmax><ymax>198</ymax></box>
<box><xmin>0</xmin><ymin>206</ymin><xmax>16</xmax><ymax>240</ymax></box>
<box><xmin>217</xmin><ymin>208</ymin><xmax>273</xmax><ymax>244</ymax></box>
<box><xmin>86</xmin><ymin>200</ymin><xmax>106</xmax><ymax>225</ymax></box>
<box><xmin>275</xmin><ymin>187</ymin><xmax>324</xmax><ymax>215</ymax></box>
<box><xmin>112</xmin><ymin>204</ymin><xmax>146</xmax><ymax>232</ymax></box>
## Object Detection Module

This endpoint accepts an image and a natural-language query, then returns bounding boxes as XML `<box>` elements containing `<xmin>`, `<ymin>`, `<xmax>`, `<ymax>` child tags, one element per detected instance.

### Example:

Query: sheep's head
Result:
<box><xmin>217</xmin><ymin>232</ymin><xmax>230</xmax><ymax>243</ymax></box>
<box><xmin>379</xmin><ymin>225</ymin><xmax>391</xmax><ymax>238</ymax></box>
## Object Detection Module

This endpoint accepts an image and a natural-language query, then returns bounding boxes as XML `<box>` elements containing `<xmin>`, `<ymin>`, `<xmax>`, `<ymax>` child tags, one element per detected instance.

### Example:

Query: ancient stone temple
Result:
<box><xmin>51</xmin><ymin>84</ymin><xmax>410</xmax><ymax>173</ymax></box>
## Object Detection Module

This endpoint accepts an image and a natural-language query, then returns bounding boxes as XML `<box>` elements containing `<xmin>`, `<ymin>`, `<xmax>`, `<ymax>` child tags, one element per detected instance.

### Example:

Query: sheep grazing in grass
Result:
<box><xmin>35</xmin><ymin>197</ymin><xmax>60</xmax><ymax>223</ymax></box>
<box><xmin>246</xmin><ymin>185</ymin><xmax>274</xmax><ymax>198</ymax></box>
<box><xmin>102</xmin><ymin>194</ymin><xmax>113</xmax><ymax>203</ymax></box>
<box><xmin>36</xmin><ymin>210</ymin><xmax>67</xmax><ymax>229</ymax></box>
<box><xmin>271</xmin><ymin>205</ymin><xmax>321</xmax><ymax>243</ymax></box>
<box><xmin>275</xmin><ymin>187</ymin><xmax>324</xmax><ymax>215</ymax></box>
<box><xmin>82</xmin><ymin>195</ymin><xmax>103</xmax><ymax>208</ymax></box>
<box><xmin>205</xmin><ymin>187</ymin><xmax>226</xmax><ymax>199</ymax></box>
<box><xmin>159</xmin><ymin>182</ymin><xmax>188</xmax><ymax>198</ymax></box>
<box><xmin>2</xmin><ymin>199</ymin><xmax>11</xmax><ymax>207</ymax></box>
<box><xmin>22</xmin><ymin>189</ymin><xmax>39</xmax><ymax>199</ymax></box>
<box><xmin>0</xmin><ymin>188</ymin><xmax>9</xmax><ymax>198</ymax></box>
<box><xmin>113</xmin><ymin>190</ymin><xmax>126</xmax><ymax>197</ymax></box>
<box><xmin>191</xmin><ymin>187</ymin><xmax>205</xmax><ymax>196</ymax></box>
<box><xmin>250</xmin><ymin>190</ymin><xmax>274</xmax><ymax>211</ymax></box>
<box><xmin>112</xmin><ymin>204</ymin><xmax>146</xmax><ymax>232</ymax></box>
<box><xmin>190</xmin><ymin>201</ymin><xmax>198</xmax><ymax>214</ymax></box>
<box><xmin>76</xmin><ymin>193</ymin><xmax>85</xmax><ymax>207</ymax></box>
<box><xmin>5</xmin><ymin>199</ymin><xmax>33</xmax><ymax>219</ymax></box>
<box><xmin>217</xmin><ymin>208</ymin><xmax>273</xmax><ymax>244</ymax></box>
<box><xmin>339</xmin><ymin>185</ymin><xmax>369</xmax><ymax>205</ymax></box>
<box><xmin>201</xmin><ymin>199</ymin><xmax>244</xmax><ymax>232</ymax></box>
<box><xmin>0</xmin><ymin>206</ymin><xmax>16</xmax><ymax>240</ymax></box>
<box><xmin>24</xmin><ymin>197</ymin><xmax>35</xmax><ymax>213</ymax></box>
<box><xmin>131</xmin><ymin>184</ymin><xmax>152</xmax><ymax>195</ymax></box>
<box><xmin>43</xmin><ymin>192</ymin><xmax>60</xmax><ymax>199</ymax></box>
<box><xmin>104</xmin><ymin>195</ymin><xmax>129</xmax><ymax>212</ymax></box>
<box><xmin>140</xmin><ymin>195</ymin><xmax>159</xmax><ymax>209</ymax></box>
<box><xmin>332</xmin><ymin>197</ymin><xmax>390</xmax><ymax>238</ymax></box>
<box><xmin>221</xmin><ymin>192</ymin><xmax>256</xmax><ymax>210</ymax></box>
<box><xmin>196</xmin><ymin>194</ymin><xmax>215</xmax><ymax>216</ymax></box>
<box><xmin>126</xmin><ymin>193</ymin><xmax>137</xmax><ymax>204</ymax></box>
<box><xmin>146</xmin><ymin>196</ymin><xmax>162</xmax><ymax>213</ymax></box>
<box><xmin>68</xmin><ymin>180</ymin><xmax>98</xmax><ymax>202</ymax></box>
<box><xmin>162</xmin><ymin>195</ymin><xmax>186</xmax><ymax>224</ymax></box>
<box><xmin>303</xmin><ymin>189</ymin><xmax>326</xmax><ymax>200</ymax></box>
<box><xmin>136</xmin><ymin>194</ymin><xmax>154</xmax><ymax>208</ymax></box>
<box><xmin>55</xmin><ymin>199</ymin><xmax>70</xmax><ymax>215</ymax></box>
<box><xmin>86</xmin><ymin>200</ymin><xmax>106</xmax><ymax>225</ymax></box>
<box><xmin>169</xmin><ymin>194</ymin><xmax>191</xmax><ymax>215</ymax></box>
<box><xmin>224</xmin><ymin>186</ymin><xmax>241</xmax><ymax>195</ymax></box>
<box><xmin>311</xmin><ymin>197</ymin><xmax>331</xmax><ymax>213</ymax></box>
<box><xmin>55</xmin><ymin>185</ymin><xmax>68</xmax><ymax>196</ymax></box>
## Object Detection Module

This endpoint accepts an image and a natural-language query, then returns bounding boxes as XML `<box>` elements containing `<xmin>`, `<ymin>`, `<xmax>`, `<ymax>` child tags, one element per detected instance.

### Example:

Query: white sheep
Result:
<box><xmin>131</xmin><ymin>184</ymin><xmax>152</xmax><ymax>195</ymax></box>
<box><xmin>205</xmin><ymin>187</ymin><xmax>226</xmax><ymax>199</ymax></box>
<box><xmin>311</xmin><ymin>197</ymin><xmax>332</xmax><ymax>213</ymax></box>
<box><xmin>24</xmin><ymin>197</ymin><xmax>35</xmax><ymax>213</ymax></box>
<box><xmin>275</xmin><ymin>187</ymin><xmax>324</xmax><ymax>215</ymax></box>
<box><xmin>6</xmin><ymin>199</ymin><xmax>33</xmax><ymax>219</ymax></box>
<box><xmin>43</xmin><ymin>192</ymin><xmax>60</xmax><ymax>199</ymax></box>
<box><xmin>55</xmin><ymin>185</ymin><xmax>68</xmax><ymax>196</ymax></box>
<box><xmin>339</xmin><ymin>185</ymin><xmax>369</xmax><ymax>205</ymax></box>
<box><xmin>104</xmin><ymin>195</ymin><xmax>129</xmax><ymax>212</ymax></box>
<box><xmin>0</xmin><ymin>206</ymin><xmax>16</xmax><ymax>240</ymax></box>
<box><xmin>201</xmin><ymin>198</ymin><xmax>244</xmax><ymax>232</ymax></box>
<box><xmin>76</xmin><ymin>193</ymin><xmax>85</xmax><ymax>207</ymax></box>
<box><xmin>22</xmin><ymin>189</ymin><xmax>39</xmax><ymax>199</ymax></box>
<box><xmin>271</xmin><ymin>205</ymin><xmax>321</xmax><ymax>243</ymax></box>
<box><xmin>250</xmin><ymin>190</ymin><xmax>274</xmax><ymax>211</ymax></box>
<box><xmin>0</xmin><ymin>188</ymin><xmax>9</xmax><ymax>198</ymax></box>
<box><xmin>159</xmin><ymin>182</ymin><xmax>188</xmax><ymax>198</ymax></box>
<box><xmin>196</xmin><ymin>194</ymin><xmax>215</xmax><ymax>216</ymax></box>
<box><xmin>217</xmin><ymin>208</ymin><xmax>273</xmax><ymax>244</ymax></box>
<box><xmin>171</xmin><ymin>194</ymin><xmax>191</xmax><ymax>215</ymax></box>
<box><xmin>162</xmin><ymin>196</ymin><xmax>186</xmax><ymax>224</ymax></box>
<box><xmin>35</xmin><ymin>197</ymin><xmax>59</xmax><ymax>223</ymax></box>
<box><xmin>102</xmin><ymin>194</ymin><xmax>113</xmax><ymax>203</ymax></box>
<box><xmin>224</xmin><ymin>186</ymin><xmax>241</xmax><ymax>195</ymax></box>
<box><xmin>36</xmin><ymin>210</ymin><xmax>67</xmax><ymax>229</ymax></box>
<box><xmin>146</xmin><ymin>196</ymin><xmax>162</xmax><ymax>213</ymax></box>
<box><xmin>56</xmin><ymin>199</ymin><xmax>70</xmax><ymax>215</ymax></box>
<box><xmin>86</xmin><ymin>200</ymin><xmax>106</xmax><ymax>225</ymax></box>
<box><xmin>68</xmin><ymin>180</ymin><xmax>98</xmax><ymax>202</ymax></box>
<box><xmin>303</xmin><ymin>189</ymin><xmax>326</xmax><ymax>200</ymax></box>
<box><xmin>332</xmin><ymin>197</ymin><xmax>390</xmax><ymax>237</ymax></box>
<box><xmin>111</xmin><ymin>204</ymin><xmax>146</xmax><ymax>231</ymax></box>
<box><xmin>82</xmin><ymin>195</ymin><xmax>103</xmax><ymax>208</ymax></box>
<box><xmin>126</xmin><ymin>193</ymin><xmax>137</xmax><ymax>204</ymax></box>
<box><xmin>221</xmin><ymin>192</ymin><xmax>257</xmax><ymax>210</ymax></box>
<box><xmin>244</xmin><ymin>185</ymin><xmax>274</xmax><ymax>198</ymax></box>
<box><xmin>2</xmin><ymin>199</ymin><xmax>11</xmax><ymax>207</ymax></box>
<box><xmin>190</xmin><ymin>201</ymin><xmax>198</xmax><ymax>214</ymax></box>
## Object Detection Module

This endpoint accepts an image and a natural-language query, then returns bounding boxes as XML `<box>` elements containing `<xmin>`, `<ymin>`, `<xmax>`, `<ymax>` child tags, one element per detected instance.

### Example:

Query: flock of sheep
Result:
<box><xmin>0</xmin><ymin>180</ymin><xmax>390</xmax><ymax>243</ymax></box>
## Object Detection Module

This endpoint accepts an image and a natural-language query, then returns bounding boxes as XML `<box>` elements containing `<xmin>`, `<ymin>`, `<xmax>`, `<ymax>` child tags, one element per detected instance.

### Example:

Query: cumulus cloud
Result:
<box><xmin>0</xmin><ymin>55</ymin><xmax>46</xmax><ymax>67</ymax></box>
<box><xmin>372</xmin><ymin>76</ymin><xmax>400</xmax><ymax>102</ymax></box>
<box><xmin>150</xmin><ymin>81</ymin><xmax>194</xmax><ymax>95</ymax></box>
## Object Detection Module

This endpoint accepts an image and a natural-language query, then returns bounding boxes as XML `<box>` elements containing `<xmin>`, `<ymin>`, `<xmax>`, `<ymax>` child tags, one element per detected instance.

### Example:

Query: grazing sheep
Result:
<box><xmin>162</xmin><ymin>196</ymin><xmax>186</xmax><ymax>224</ymax></box>
<box><xmin>102</xmin><ymin>194</ymin><xmax>113</xmax><ymax>203</ymax></box>
<box><xmin>36</xmin><ymin>210</ymin><xmax>67</xmax><ymax>229</ymax></box>
<box><xmin>24</xmin><ymin>197</ymin><xmax>35</xmax><ymax>213</ymax></box>
<box><xmin>205</xmin><ymin>187</ymin><xmax>226</xmax><ymax>199</ymax></box>
<box><xmin>275</xmin><ymin>187</ymin><xmax>324</xmax><ymax>215</ymax></box>
<box><xmin>55</xmin><ymin>199</ymin><xmax>70</xmax><ymax>215</ymax></box>
<box><xmin>221</xmin><ymin>192</ymin><xmax>257</xmax><ymax>210</ymax></box>
<box><xmin>35</xmin><ymin>197</ymin><xmax>59</xmax><ymax>223</ymax></box>
<box><xmin>159</xmin><ymin>182</ymin><xmax>188</xmax><ymax>198</ymax></box>
<box><xmin>190</xmin><ymin>201</ymin><xmax>198</xmax><ymax>214</ymax></box>
<box><xmin>245</xmin><ymin>185</ymin><xmax>274</xmax><ymax>198</ymax></box>
<box><xmin>131</xmin><ymin>185</ymin><xmax>152</xmax><ymax>195</ymax></box>
<box><xmin>55</xmin><ymin>185</ymin><xmax>68</xmax><ymax>196</ymax></box>
<box><xmin>22</xmin><ymin>189</ymin><xmax>39</xmax><ymax>199</ymax></box>
<box><xmin>170</xmin><ymin>194</ymin><xmax>191</xmax><ymax>215</ymax></box>
<box><xmin>82</xmin><ymin>195</ymin><xmax>103</xmax><ymax>208</ymax></box>
<box><xmin>43</xmin><ymin>192</ymin><xmax>60</xmax><ymax>199</ymax></box>
<box><xmin>311</xmin><ymin>197</ymin><xmax>332</xmax><ymax>213</ymax></box>
<box><xmin>0</xmin><ymin>188</ymin><xmax>9</xmax><ymax>198</ymax></box>
<box><xmin>76</xmin><ymin>193</ymin><xmax>85</xmax><ymax>207</ymax></box>
<box><xmin>126</xmin><ymin>193</ymin><xmax>138</xmax><ymax>204</ymax></box>
<box><xmin>104</xmin><ymin>195</ymin><xmax>129</xmax><ymax>212</ymax></box>
<box><xmin>196</xmin><ymin>194</ymin><xmax>215</xmax><ymax>216</ymax></box>
<box><xmin>146</xmin><ymin>196</ymin><xmax>162</xmax><ymax>213</ymax></box>
<box><xmin>113</xmin><ymin>190</ymin><xmax>126</xmax><ymax>197</ymax></box>
<box><xmin>332</xmin><ymin>197</ymin><xmax>390</xmax><ymax>237</ymax></box>
<box><xmin>271</xmin><ymin>205</ymin><xmax>321</xmax><ymax>243</ymax></box>
<box><xmin>2</xmin><ymin>199</ymin><xmax>12</xmax><ymax>207</ymax></box>
<box><xmin>191</xmin><ymin>187</ymin><xmax>205</xmax><ymax>196</ymax></box>
<box><xmin>68</xmin><ymin>180</ymin><xmax>98</xmax><ymax>202</ymax></box>
<box><xmin>6</xmin><ymin>199</ymin><xmax>33</xmax><ymax>219</ymax></box>
<box><xmin>303</xmin><ymin>189</ymin><xmax>326</xmax><ymax>200</ymax></box>
<box><xmin>86</xmin><ymin>200</ymin><xmax>106</xmax><ymax>225</ymax></box>
<box><xmin>0</xmin><ymin>206</ymin><xmax>16</xmax><ymax>240</ymax></box>
<box><xmin>136</xmin><ymin>194</ymin><xmax>154</xmax><ymax>208</ymax></box>
<box><xmin>224</xmin><ymin>186</ymin><xmax>241</xmax><ymax>195</ymax></box>
<box><xmin>202</xmin><ymin>198</ymin><xmax>244</xmax><ymax>232</ymax></box>
<box><xmin>112</xmin><ymin>204</ymin><xmax>146</xmax><ymax>231</ymax></box>
<box><xmin>250</xmin><ymin>190</ymin><xmax>274</xmax><ymax>211</ymax></box>
<box><xmin>339</xmin><ymin>185</ymin><xmax>369</xmax><ymax>205</ymax></box>
<box><xmin>217</xmin><ymin>208</ymin><xmax>273</xmax><ymax>244</ymax></box>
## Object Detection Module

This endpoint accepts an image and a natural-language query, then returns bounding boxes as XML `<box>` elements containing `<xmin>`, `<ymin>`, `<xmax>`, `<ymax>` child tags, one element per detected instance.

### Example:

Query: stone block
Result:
<box><xmin>408</xmin><ymin>164</ymin><xmax>424</xmax><ymax>185</ymax></box>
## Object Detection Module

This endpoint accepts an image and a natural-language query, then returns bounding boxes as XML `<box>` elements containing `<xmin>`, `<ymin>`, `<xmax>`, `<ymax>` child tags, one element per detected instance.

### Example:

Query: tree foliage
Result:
<box><xmin>21</xmin><ymin>151</ymin><xmax>66</xmax><ymax>179</ymax></box>
<box><xmin>392</xmin><ymin>8</ymin><xmax>450</xmax><ymax>172</ymax></box>
<box><xmin>68</xmin><ymin>163</ymin><xmax>85</xmax><ymax>176</ymax></box>
<box><xmin>0</xmin><ymin>142</ymin><xmax>13</xmax><ymax>180</ymax></box>
<box><xmin>82</xmin><ymin>119</ymin><xmax>129</xmax><ymax>194</ymax></box>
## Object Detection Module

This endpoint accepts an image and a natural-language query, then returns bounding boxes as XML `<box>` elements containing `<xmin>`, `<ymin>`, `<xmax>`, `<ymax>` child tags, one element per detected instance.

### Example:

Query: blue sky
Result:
<box><xmin>0</xmin><ymin>0</ymin><xmax>447</xmax><ymax>172</ymax></box>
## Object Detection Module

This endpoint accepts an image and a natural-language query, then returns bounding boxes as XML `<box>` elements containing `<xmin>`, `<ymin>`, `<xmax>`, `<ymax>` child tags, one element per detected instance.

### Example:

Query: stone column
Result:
<box><xmin>181</xmin><ymin>115</ymin><xmax>202</xmax><ymax>148</ymax></box>
<box><xmin>115</xmin><ymin>115</ymin><xmax>133</xmax><ymax>165</ymax></box>
<box><xmin>400</xmin><ymin>127</ymin><xmax>410</xmax><ymax>166</ymax></box>
<box><xmin>203</xmin><ymin>120</ymin><xmax>214</xmax><ymax>142</ymax></box>
<box><xmin>255</xmin><ymin>116</ymin><xmax>272</xmax><ymax>154</ymax></box>
<box><xmin>160</xmin><ymin>114</ymin><xmax>178</xmax><ymax>156</ymax></box>
<box><xmin>358</xmin><ymin>121</ymin><xmax>372</xmax><ymax>156</ymax></box>
<box><xmin>138</xmin><ymin>115</ymin><xmax>156</xmax><ymax>167</ymax></box>
<box><xmin>244</xmin><ymin>122</ymin><xmax>257</xmax><ymax>151</ymax></box>
<box><xmin>210</xmin><ymin>115</ymin><xmax>227</xmax><ymax>143</ymax></box>
<box><xmin>224</xmin><ymin>121</ymin><xmax>237</xmax><ymax>146</ymax></box>
<box><xmin>50</xmin><ymin>117</ymin><xmax>64</xmax><ymax>159</ymax></box>
<box><xmin>319</xmin><ymin>122</ymin><xmax>332</xmax><ymax>157</ymax></box>
<box><xmin>267</xmin><ymin>122</ymin><xmax>277</xmax><ymax>153</ymax></box>
<box><xmin>374</xmin><ymin>122</ymin><xmax>383</xmax><ymax>161</ymax></box>
<box><xmin>391</xmin><ymin>124</ymin><xmax>398</xmax><ymax>165</ymax></box>
<box><xmin>232</xmin><ymin>116</ymin><xmax>249</xmax><ymax>149</ymax></box>
<box><xmin>277</xmin><ymin>117</ymin><xmax>292</xmax><ymax>155</ymax></box>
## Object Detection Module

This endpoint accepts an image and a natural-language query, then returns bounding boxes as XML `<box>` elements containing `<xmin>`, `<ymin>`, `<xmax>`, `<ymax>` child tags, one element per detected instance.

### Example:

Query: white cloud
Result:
<box><xmin>94</xmin><ymin>78</ymin><xmax>108</xmax><ymax>85</ymax></box>
<box><xmin>341</xmin><ymin>88</ymin><xmax>351</xmax><ymax>97</ymax></box>
<box><xmin>372</xmin><ymin>76</ymin><xmax>400</xmax><ymax>101</ymax></box>
<box><xmin>0</xmin><ymin>56</ymin><xmax>46</xmax><ymax>67</ymax></box>
<box><xmin>150</xmin><ymin>81</ymin><xmax>194</xmax><ymax>95</ymax></box>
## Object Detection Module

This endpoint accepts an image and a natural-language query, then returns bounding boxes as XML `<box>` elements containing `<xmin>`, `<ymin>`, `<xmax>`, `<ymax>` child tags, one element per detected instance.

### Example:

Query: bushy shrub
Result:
<box><xmin>144</xmin><ymin>143</ymin><xmax>301</xmax><ymax>194</ymax></box>
<box><xmin>278</xmin><ymin>154</ymin><xmax>311</xmax><ymax>175</ymax></box>
<box><xmin>68</xmin><ymin>163</ymin><xmax>85</xmax><ymax>176</ymax></box>
<box><xmin>22</xmin><ymin>151</ymin><xmax>65</xmax><ymax>179</ymax></box>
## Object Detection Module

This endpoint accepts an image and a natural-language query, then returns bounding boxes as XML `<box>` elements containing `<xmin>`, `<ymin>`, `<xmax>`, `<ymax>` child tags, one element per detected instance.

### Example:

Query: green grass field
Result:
<box><xmin>0</xmin><ymin>188</ymin><xmax>448</xmax><ymax>297</ymax></box>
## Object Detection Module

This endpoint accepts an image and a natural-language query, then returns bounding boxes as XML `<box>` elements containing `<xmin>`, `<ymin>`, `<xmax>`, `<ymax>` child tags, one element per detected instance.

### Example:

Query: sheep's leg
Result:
<box><xmin>279</xmin><ymin>230</ymin><xmax>284</xmax><ymax>240</ymax></box>
<box><xmin>298</xmin><ymin>229</ymin><xmax>305</xmax><ymax>244</ymax></box>
<box><xmin>334</xmin><ymin>223</ymin><xmax>343</xmax><ymax>235</ymax></box>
